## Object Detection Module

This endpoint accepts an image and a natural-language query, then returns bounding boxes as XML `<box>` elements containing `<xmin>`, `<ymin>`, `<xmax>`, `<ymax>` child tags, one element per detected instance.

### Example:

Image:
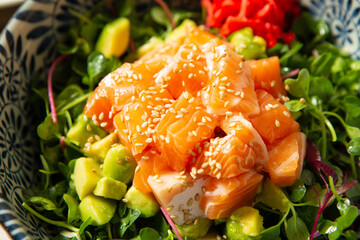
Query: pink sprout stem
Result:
<box><xmin>160</xmin><ymin>206</ymin><xmax>183</xmax><ymax>240</ymax></box>
<box><xmin>282</xmin><ymin>68</ymin><xmax>300</xmax><ymax>80</ymax></box>
<box><xmin>154</xmin><ymin>0</ymin><xmax>176</xmax><ymax>29</ymax></box>
<box><xmin>48</xmin><ymin>54</ymin><xmax>69</xmax><ymax>124</ymax></box>
<box><xmin>60</xmin><ymin>136</ymin><xmax>66</xmax><ymax>154</ymax></box>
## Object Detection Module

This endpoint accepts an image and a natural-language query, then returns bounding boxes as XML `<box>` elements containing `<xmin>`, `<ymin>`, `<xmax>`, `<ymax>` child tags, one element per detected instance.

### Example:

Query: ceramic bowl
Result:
<box><xmin>1</xmin><ymin>0</ymin><xmax>359</xmax><ymax>239</ymax></box>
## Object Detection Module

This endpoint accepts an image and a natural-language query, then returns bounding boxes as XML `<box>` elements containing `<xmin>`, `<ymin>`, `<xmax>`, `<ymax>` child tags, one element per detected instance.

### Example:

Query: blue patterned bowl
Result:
<box><xmin>0</xmin><ymin>0</ymin><xmax>359</xmax><ymax>239</ymax></box>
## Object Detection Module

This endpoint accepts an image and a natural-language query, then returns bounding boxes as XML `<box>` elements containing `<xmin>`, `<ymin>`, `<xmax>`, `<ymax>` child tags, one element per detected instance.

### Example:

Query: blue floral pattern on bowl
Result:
<box><xmin>300</xmin><ymin>0</ymin><xmax>360</xmax><ymax>59</ymax></box>
<box><xmin>0</xmin><ymin>0</ymin><xmax>360</xmax><ymax>239</ymax></box>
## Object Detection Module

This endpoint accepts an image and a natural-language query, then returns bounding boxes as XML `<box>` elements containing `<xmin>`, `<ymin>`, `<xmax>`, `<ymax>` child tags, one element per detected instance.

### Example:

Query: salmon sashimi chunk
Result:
<box><xmin>113</xmin><ymin>86</ymin><xmax>174</xmax><ymax>155</ymax></box>
<box><xmin>133</xmin><ymin>149</ymin><xmax>171</xmax><ymax>193</ymax></box>
<box><xmin>83</xmin><ymin>88</ymin><xmax>114</xmax><ymax>132</ymax></box>
<box><xmin>250</xmin><ymin>90</ymin><xmax>299</xmax><ymax>143</ymax></box>
<box><xmin>148</xmin><ymin>171</ymin><xmax>208</xmax><ymax>225</ymax></box>
<box><xmin>268</xmin><ymin>132</ymin><xmax>306</xmax><ymax>187</ymax></box>
<box><xmin>201</xmin><ymin>44</ymin><xmax>259</xmax><ymax>116</ymax></box>
<box><xmin>193</xmin><ymin>135</ymin><xmax>255</xmax><ymax>179</ymax></box>
<box><xmin>84</xmin><ymin>63</ymin><xmax>159</xmax><ymax>131</ymax></box>
<box><xmin>154</xmin><ymin>91</ymin><xmax>217</xmax><ymax>172</ymax></box>
<box><xmin>199</xmin><ymin>170</ymin><xmax>263</xmax><ymax>219</ymax></box>
<box><xmin>220</xmin><ymin>114</ymin><xmax>268</xmax><ymax>171</ymax></box>
<box><xmin>248</xmin><ymin>56</ymin><xmax>287</xmax><ymax>99</ymax></box>
<box><xmin>155</xmin><ymin>43</ymin><xmax>209</xmax><ymax>99</ymax></box>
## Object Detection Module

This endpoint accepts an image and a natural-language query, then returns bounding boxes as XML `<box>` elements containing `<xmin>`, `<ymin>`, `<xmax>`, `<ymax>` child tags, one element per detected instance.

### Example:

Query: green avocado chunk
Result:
<box><xmin>176</xmin><ymin>218</ymin><xmax>212</xmax><ymax>239</ymax></box>
<box><xmin>165</xmin><ymin>19</ymin><xmax>197</xmax><ymax>43</ymax></box>
<box><xmin>73</xmin><ymin>157</ymin><xmax>102</xmax><ymax>200</ymax></box>
<box><xmin>95</xmin><ymin>17</ymin><xmax>130</xmax><ymax>58</ymax></box>
<box><xmin>83</xmin><ymin>132</ymin><xmax>119</xmax><ymax>163</ymax></box>
<box><xmin>137</xmin><ymin>36</ymin><xmax>164</xmax><ymax>57</ymax></box>
<box><xmin>93</xmin><ymin>177</ymin><xmax>127</xmax><ymax>200</ymax></box>
<box><xmin>256</xmin><ymin>178</ymin><xmax>291</xmax><ymax>213</ymax></box>
<box><xmin>67</xmin><ymin>114</ymin><xmax>107</xmax><ymax>148</ymax></box>
<box><xmin>124</xmin><ymin>186</ymin><xmax>159</xmax><ymax>218</ymax></box>
<box><xmin>226</xmin><ymin>207</ymin><xmax>264</xmax><ymax>240</ymax></box>
<box><xmin>228</xmin><ymin>27</ymin><xmax>267</xmax><ymax>60</ymax></box>
<box><xmin>102</xmin><ymin>144</ymin><xmax>136</xmax><ymax>184</ymax></box>
<box><xmin>79</xmin><ymin>195</ymin><xmax>116</xmax><ymax>226</ymax></box>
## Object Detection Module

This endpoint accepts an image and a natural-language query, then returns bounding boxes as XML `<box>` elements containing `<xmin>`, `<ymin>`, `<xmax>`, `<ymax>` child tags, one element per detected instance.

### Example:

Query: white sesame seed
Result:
<box><xmin>275</xmin><ymin>119</ymin><xmax>280</xmax><ymax>127</ymax></box>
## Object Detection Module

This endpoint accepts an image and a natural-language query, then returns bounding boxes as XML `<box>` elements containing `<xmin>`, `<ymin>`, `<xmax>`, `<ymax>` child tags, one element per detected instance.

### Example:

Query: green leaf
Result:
<box><xmin>28</xmin><ymin>196</ymin><xmax>58</xmax><ymax>211</ymax></box>
<box><xmin>346</xmin><ymin>125</ymin><xmax>360</xmax><ymax>140</ymax></box>
<box><xmin>285</xmin><ymin>216</ymin><xmax>309</xmax><ymax>240</ymax></box>
<box><xmin>311</xmin><ymin>52</ymin><xmax>335</xmax><ymax>77</ymax></box>
<box><xmin>260</xmin><ymin>224</ymin><xmax>281</xmax><ymax>240</ymax></box>
<box><xmin>290</xmin><ymin>179</ymin><xmax>307</xmax><ymax>202</ymax></box>
<box><xmin>342</xmin><ymin>230</ymin><xmax>358</xmax><ymax>240</ymax></box>
<box><xmin>79</xmin><ymin>217</ymin><xmax>92</xmax><ymax>235</ymax></box>
<box><xmin>139</xmin><ymin>227</ymin><xmax>161</xmax><ymax>240</ymax></box>
<box><xmin>328</xmin><ymin>206</ymin><xmax>359</xmax><ymax>240</ymax></box>
<box><xmin>120</xmin><ymin>209</ymin><xmax>141</xmax><ymax>237</ymax></box>
<box><xmin>86</xmin><ymin>51</ymin><xmax>121</xmax><ymax>89</ymax></box>
<box><xmin>71</xmin><ymin>55</ymin><xmax>87</xmax><ymax>77</ymax></box>
<box><xmin>139</xmin><ymin>213</ymin><xmax>169</xmax><ymax>238</ymax></box>
<box><xmin>303</xmin><ymin>183</ymin><xmax>327</xmax><ymax>207</ymax></box>
<box><xmin>37</xmin><ymin>115</ymin><xmax>63</xmax><ymax>140</ymax></box>
<box><xmin>319</xmin><ymin>220</ymin><xmax>337</xmax><ymax>235</ymax></box>
<box><xmin>342</xmin><ymin>96</ymin><xmax>360</xmax><ymax>128</ymax></box>
<box><xmin>308</xmin><ymin>76</ymin><xmax>333</xmax><ymax>100</ymax></box>
<box><xmin>63</xmin><ymin>194</ymin><xmax>80</xmax><ymax>224</ymax></box>
<box><xmin>284</xmin><ymin>100</ymin><xmax>307</xmax><ymax>112</ymax></box>
<box><xmin>279</xmin><ymin>41</ymin><xmax>303</xmax><ymax>65</ymax></box>
<box><xmin>55</xmin><ymin>85</ymin><xmax>84</xmax><ymax>112</ymax></box>
<box><xmin>115</xmin><ymin>0</ymin><xmax>132</xmax><ymax>17</ymax></box>
<box><xmin>284</xmin><ymin>69</ymin><xmax>310</xmax><ymax>98</ymax></box>
<box><xmin>347</xmin><ymin>137</ymin><xmax>360</xmax><ymax>155</ymax></box>
<box><xmin>150</xmin><ymin>6</ymin><xmax>171</xmax><ymax>28</ymax></box>
<box><xmin>346</xmin><ymin>182</ymin><xmax>360</xmax><ymax>202</ymax></box>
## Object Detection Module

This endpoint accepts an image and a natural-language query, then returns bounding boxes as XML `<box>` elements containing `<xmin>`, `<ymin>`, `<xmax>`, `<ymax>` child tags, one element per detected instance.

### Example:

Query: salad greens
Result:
<box><xmin>24</xmin><ymin>1</ymin><xmax>359</xmax><ymax>240</ymax></box>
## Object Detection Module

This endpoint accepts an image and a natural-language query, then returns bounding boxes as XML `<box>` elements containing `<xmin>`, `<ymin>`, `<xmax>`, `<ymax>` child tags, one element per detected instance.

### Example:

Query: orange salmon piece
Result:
<box><xmin>268</xmin><ymin>132</ymin><xmax>306</xmax><ymax>187</ymax></box>
<box><xmin>133</xmin><ymin>149</ymin><xmax>171</xmax><ymax>193</ymax></box>
<box><xmin>201</xmin><ymin>44</ymin><xmax>259</xmax><ymax>116</ymax></box>
<box><xmin>199</xmin><ymin>170</ymin><xmax>263</xmax><ymax>219</ymax></box>
<box><xmin>113</xmin><ymin>86</ymin><xmax>174</xmax><ymax>155</ymax></box>
<box><xmin>248</xmin><ymin>56</ymin><xmax>286</xmax><ymax>99</ymax></box>
<box><xmin>250</xmin><ymin>90</ymin><xmax>299</xmax><ymax>143</ymax></box>
<box><xmin>154</xmin><ymin>91</ymin><xmax>217</xmax><ymax>172</ymax></box>
<box><xmin>83</xmin><ymin>87</ymin><xmax>114</xmax><ymax>132</ymax></box>
<box><xmin>220</xmin><ymin>115</ymin><xmax>268</xmax><ymax>171</ymax></box>
<box><xmin>148</xmin><ymin>171</ymin><xmax>208</xmax><ymax>225</ymax></box>
<box><xmin>194</xmin><ymin>135</ymin><xmax>255</xmax><ymax>179</ymax></box>
<box><xmin>155</xmin><ymin>43</ymin><xmax>209</xmax><ymax>99</ymax></box>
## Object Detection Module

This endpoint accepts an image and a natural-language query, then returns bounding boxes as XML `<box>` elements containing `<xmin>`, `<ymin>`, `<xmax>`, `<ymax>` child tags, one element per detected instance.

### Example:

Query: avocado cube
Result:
<box><xmin>84</xmin><ymin>132</ymin><xmax>119</xmax><ymax>162</ymax></box>
<box><xmin>93</xmin><ymin>177</ymin><xmax>127</xmax><ymax>200</ymax></box>
<box><xmin>95</xmin><ymin>17</ymin><xmax>130</xmax><ymax>58</ymax></box>
<box><xmin>124</xmin><ymin>186</ymin><xmax>159</xmax><ymax>218</ymax></box>
<box><xmin>137</xmin><ymin>36</ymin><xmax>164</xmax><ymax>57</ymax></box>
<box><xmin>176</xmin><ymin>218</ymin><xmax>212</xmax><ymax>239</ymax></box>
<box><xmin>73</xmin><ymin>157</ymin><xmax>102</xmax><ymax>200</ymax></box>
<box><xmin>226</xmin><ymin>206</ymin><xmax>264</xmax><ymax>240</ymax></box>
<box><xmin>103</xmin><ymin>144</ymin><xmax>136</xmax><ymax>184</ymax></box>
<box><xmin>67</xmin><ymin>114</ymin><xmax>107</xmax><ymax>148</ymax></box>
<box><xmin>165</xmin><ymin>19</ymin><xmax>196</xmax><ymax>43</ymax></box>
<box><xmin>79</xmin><ymin>195</ymin><xmax>116</xmax><ymax>226</ymax></box>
